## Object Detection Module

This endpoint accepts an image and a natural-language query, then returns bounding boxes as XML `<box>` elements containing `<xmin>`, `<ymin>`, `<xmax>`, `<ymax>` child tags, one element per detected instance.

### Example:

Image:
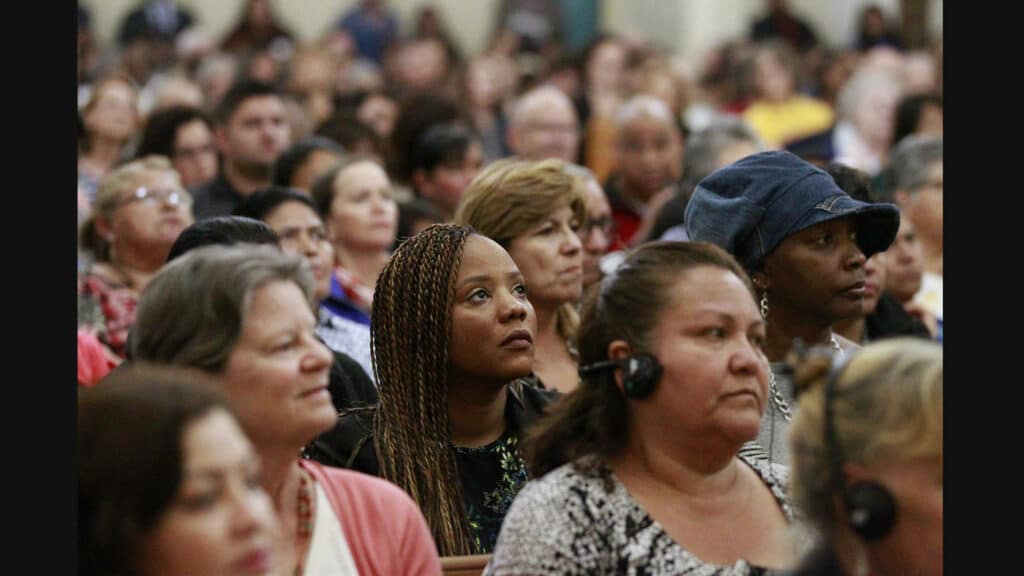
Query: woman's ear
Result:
<box><xmin>606</xmin><ymin>340</ymin><xmax>632</xmax><ymax>394</ymax></box>
<box><xmin>751</xmin><ymin>269</ymin><xmax>770</xmax><ymax>291</ymax></box>
<box><xmin>94</xmin><ymin>215</ymin><xmax>115</xmax><ymax>243</ymax></box>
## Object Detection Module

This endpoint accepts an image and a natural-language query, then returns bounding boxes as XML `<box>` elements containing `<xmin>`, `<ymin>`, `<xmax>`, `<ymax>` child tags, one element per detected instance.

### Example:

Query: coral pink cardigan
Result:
<box><xmin>300</xmin><ymin>459</ymin><xmax>442</xmax><ymax>575</ymax></box>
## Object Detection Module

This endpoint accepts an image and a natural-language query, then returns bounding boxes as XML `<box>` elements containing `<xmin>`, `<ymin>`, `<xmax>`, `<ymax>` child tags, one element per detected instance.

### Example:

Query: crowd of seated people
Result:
<box><xmin>78</xmin><ymin>2</ymin><xmax>942</xmax><ymax>574</ymax></box>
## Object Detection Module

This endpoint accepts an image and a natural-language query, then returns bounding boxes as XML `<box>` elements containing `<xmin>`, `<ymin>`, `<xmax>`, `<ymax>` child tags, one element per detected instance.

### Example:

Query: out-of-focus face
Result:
<box><xmin>899</xmin><ymin>161</ymin><xmax>943</xmax><ymax>252</ymax></box>
<box><xmin>106</xmin><ymin>169</ymin><xmax>194</xmax><ymax>260</ymax></box>
<box><xmin>221</xmin><ymin>280</ymin><xmax>336</xmax><ymax>448</ymax></box>
<box><xmin>449</xmin><ymin>235</ymin><xmax>536</xmax><ymax>386</ymax></box>
<box><xmin>861</xmin><ymin>455</ymin><xmax>943</xmax><ymax>576</ymax></box>
<box><xmin>616</xmin><ymin>115</ymin><xmax>683</xmax><ymax>202</ymax></box>
<box><xmin>84</xmin><ymin>80</ymin><xmax>138</xmax><ymax>142</ymax></box>
<box><xmin>579</xmin><ymin>179</ymin><xmax>613</xmax><ymax>289</ymax></box>
<box><xmin>763</xmin><ymin>217</ymin><xmax>867</xmax><ymax>324</ymax></box>
<box><xmin>291</xmin><ymin>149</ymin><xmax>342</xmax><ymax>192</ymax></box>
<box><xmin>755</xmin><ymin>52</ymin><xmax>793</xmax><ymax>102</ymax></box>
<box><xmin>217</xmin><ymin>95</ymin><xmax>291</xmax><ymax>172</ymax></box>
<box><xmin>357</xmin><ymin>94</ymin><xmax>399</xmax><ymax>139</ymax></box>
<box><xmin>172</xmin><ymin>119</ymin><xmax>219</xmax><ymax>189</ymax></box>
<box><xmin>466</xmin><ymin>58</ymin><xmax>500</xmax><ymax>109</ymax></box>
<box><xmin>510</xmin><ymin>93</ymin><xmax>580</xmax><ymax>162</ymax></box>
<box><xmin>139</xmin><ymin>409</ymin><xmax>278</xmax><ymax>576</ymax></box>
<box><xmin>862</xmin><ymin>251</ymin><xmax>888</xmax><ymax>315</ymax></box>
<box><xmin>882</xmin><ymin>216</ymin><xmax>924</xmax><ymax>303</ymax></box>
<box><xmin>854</xmin><ymin>84</ymin><xmax>900</xmax><ymax>146</ymax></box>
<box><xmin>507</xmin><ymin>204</ymin><xmax>583</xmax><ymax>309</ymax></box>
<box><xmin>327</xmin><ymin>161</ymin><xmax>398</xmax><ymax>253</ymax></box>
<box><xmin>393</xmin><ymin>39</ymin><xmax>449</xmax><ymax>93</ymax></box>
<box><xmin>587</xmin><ymin>41</ymin><xmax>626</xmax><ymax>94</ymax></box>
<box><xmin>416</xmin><ymin>142</ymin><xmax>484</xmax><ymax>217</ymax></box>
<box><xmin>263</xmin><ymin>201</ymin><xmax>334</xmax><ymax>301</ymax></box>
<box><xmin>641</xmin><ymin>266</ymin><xmax>767</xmax><ymax>445</ymax></box>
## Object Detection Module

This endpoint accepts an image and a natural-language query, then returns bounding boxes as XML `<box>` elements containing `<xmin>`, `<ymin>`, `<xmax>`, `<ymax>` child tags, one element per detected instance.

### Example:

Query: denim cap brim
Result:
<box><xmin>786</xmin><ymin>194</ymin><xmax>900</xmax><ymax>260</ymax></box>
<box><xmin>685</xmin><ymin>150</ymin><xmax>900</xmax><ymax>270</ymax></box>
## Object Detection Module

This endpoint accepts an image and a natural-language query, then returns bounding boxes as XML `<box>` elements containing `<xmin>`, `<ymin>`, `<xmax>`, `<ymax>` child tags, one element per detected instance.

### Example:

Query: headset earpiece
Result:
<box><xmin>620</xmin><ymin>354</ymin><xmax>662</xmax><ymax>399</ymax></box>
<box><xmin>579</xmin><ymin>354</ymin><xmax>663</xmax><ymax>399</ymax></box>
<box><xmin>844</xmin><ymin>481</ymin><xmax>898</xmax><ymax>541</ymax></box>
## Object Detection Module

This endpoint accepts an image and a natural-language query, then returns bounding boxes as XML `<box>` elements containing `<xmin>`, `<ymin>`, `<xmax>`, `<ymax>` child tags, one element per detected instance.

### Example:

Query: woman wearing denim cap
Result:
<box><xmin>684</xmin><ymin>150</ymin><xmax>899</xmax><ymax>466</ymax></box>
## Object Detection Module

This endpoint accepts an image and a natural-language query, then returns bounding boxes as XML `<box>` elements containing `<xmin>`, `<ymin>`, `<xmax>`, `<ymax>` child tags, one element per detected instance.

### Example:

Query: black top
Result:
<box><xmin>304</xmin><ymin>377</ymin><xmax>559</xmax><ymax>473</ymax></box>
<box><xmin>190</xmin><ymin>173</ymin><xmax>245</xmax><ymax>222</ymax></box>
<box><xmin>865</xmin><ymin>292</ymin><xmax>934</xmax><ymax>342</ymax></box>
<box><xmin>326</xmin><ymin>349</ymin><xmax>378</xmax><ymax>413</ymax></box>
<box><xmin>453</xmin><ymin>419</ymin><xmax>528</xmax><ymax>554</ymax></box>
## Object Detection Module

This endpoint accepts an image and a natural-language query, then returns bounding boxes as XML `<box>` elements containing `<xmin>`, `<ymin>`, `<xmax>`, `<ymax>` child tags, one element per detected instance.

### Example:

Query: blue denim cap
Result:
<box><xmin>684</xmin><ymin>151</ymin><xmax>900</xmax><ymax>271</ymax></box>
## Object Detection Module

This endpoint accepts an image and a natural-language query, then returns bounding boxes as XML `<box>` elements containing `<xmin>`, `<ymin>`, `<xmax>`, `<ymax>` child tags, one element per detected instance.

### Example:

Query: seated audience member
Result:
<box><xmin>79</xmin><ymin>156</ymin><xmax>194</xmax><ymax>362</ymax></box>
<box><xmin>410</xmin><ymin>123</ymin><xmax>485</xmax><ymax>221</ymax></box>
<box><xmin>506</xmin><ymin>84</ymin><xmax>580</xmax><ymax>163</ymax></box>
<box><xmin>131</xmin><ymin>245</ymin><xmax>441</xmax><ymax>574</ymax></box>
<box><xmin>742</xmin><ymin>41</ymin><xmax>834</xmax><ymax>149</ymax></box>
<box><xmin>891</xmin><ymin>91</ymin><xmax>942</xmax><ymax>147</ymax></box>
<box><xmin>79</xmin><ymin>365</ymin><xmax>286</xmax><ymax>575</ymax></box>
<box><xmin>565</xmin><ymin>164</ymin><xmax>613</xmax><ymax>290</ymax></box>
<box><xmin>190</xmin><ymin>80</ymin><xmax>291</xmax><ymax>220</ymax></box>
<box><xmin>311</xmin><ymin>156</ymin><xmax>399</xmax><ymax>324</ymax></box>
<box><xmin>135</xmin><ymin>105</ymin><xmax>219</xmax><ymax>189</ymax></box>
<box><xmin>166</xmin><ymin>215</ymin><xmax>278</xmax><ymax>261</ymax></box>
<box><xmin>78</xmin><ymin>74</ymin><xmax>141</xmax><ymax>203</ymax></box>
<box><xmin>826</xmin><ymin>163</ymin><xmax>932</xmax><ymax>344</ymax></box>
<box><xmin>602</xmin><ymin>95</ymin><xmax>685</xmax><ymax>249</ymax></box>
<box><xmin>235</xmin><ymin>187</ymin><xmax>375</xmax><ymax>381</ymax></box>
<box><xmin>653</xmin><ymin>114</ymin><xmax>764</xmax><ymax>243</ymax></box>
<box><xmin>395</xmin><ymin>197</ymin><xmax>445</xmax><ymax>250</ymax></box>
<box><xmin>487</xmin><ymin>242</ymin><xmax>799</xmax><ymax>574</ymax></box>
<box><xmin>685</xmin><ymin>151</ymin><xmax>899</xmax><ymax>465</ymax></box>
<box><xmin>307</xmin><ymin>224</ymin><xmax>559</xmax><ymax>555</ymax></box>
<box><xmin>271</xmin><ymin>137</ymin><xmax>345</xmax><ymax>192</ymax></box>
<box><xmin>456</xmin><ymin>159</ymin><xmax>586</xmax><ymax>394</ymax></box>
<box><xmin>887</xmin><ymin>135</ymin><xmax>942</xmax><ymax>341</ymax></box>
<box><xmin>166</xmin><ymin>215</ymin><xmax>378</xmax><ymax>413</ymax></box>
<box><xmin>878</xmin><ymin>216</ymin><xmax>939</xmax><ymax>339</ymax></box>
<box><xmin>782</xmin><ymin>338</ymin><xmax>942</xmax><ymax>576</ymax></box>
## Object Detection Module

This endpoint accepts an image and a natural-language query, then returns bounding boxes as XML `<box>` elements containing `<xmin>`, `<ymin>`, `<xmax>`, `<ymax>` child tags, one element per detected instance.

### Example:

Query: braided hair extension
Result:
<box><xmin>370</xmin><ymin>223</ymin><xmax>476</xmax><ymax>556</ymax></box>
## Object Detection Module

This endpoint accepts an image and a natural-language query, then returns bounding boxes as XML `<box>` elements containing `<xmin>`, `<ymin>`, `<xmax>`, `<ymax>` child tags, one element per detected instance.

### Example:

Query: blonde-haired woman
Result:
<box><xmin>455</xmin><ymin>158</ymin><xmax>586</xmax><ymax>393</ymax></box>
<box><xmin>78</xmin><ymin>155</ymin><xmax>193</xmax><ymax>361</ymax></box>
<box><xmin>78</xmin><ymin>74</ymin><xmax>140</xmax><ymax>203</ymax></box>
<box><xmin>784</xmin><ymin>337</ymin><xmax>942</xmax><ymax>576</ymax></box>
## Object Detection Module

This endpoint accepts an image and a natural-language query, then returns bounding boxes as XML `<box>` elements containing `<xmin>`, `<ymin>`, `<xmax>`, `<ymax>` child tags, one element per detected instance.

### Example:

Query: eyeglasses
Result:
<box><xmin>117</xmin><ymin>187</ymin><xmax>192</xmax><ymax>209</ymax></box>
<box><xmin>580</xmin><ymin>215</ymin><xmax>617</xmax><ymax>238</ymax></box>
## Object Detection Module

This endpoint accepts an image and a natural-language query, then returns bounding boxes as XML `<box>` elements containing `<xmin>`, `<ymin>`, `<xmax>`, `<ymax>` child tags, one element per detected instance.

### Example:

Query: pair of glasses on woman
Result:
<box><xmin>580</xmin><ymin>216</ymin><xmax>617</xmax><ymax>239</ymax></box>
<box><xmin>118</xmin><ymin>187</ymin><xmax>192</xmax><ymax>208</ymax></box>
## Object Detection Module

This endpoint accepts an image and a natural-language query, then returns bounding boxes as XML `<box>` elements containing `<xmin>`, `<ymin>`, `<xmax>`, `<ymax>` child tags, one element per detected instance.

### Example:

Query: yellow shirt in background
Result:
<box><xmin>743</xmin><ymin>96</ymin><xmax>835</xmax><ymax>149</ymax></box>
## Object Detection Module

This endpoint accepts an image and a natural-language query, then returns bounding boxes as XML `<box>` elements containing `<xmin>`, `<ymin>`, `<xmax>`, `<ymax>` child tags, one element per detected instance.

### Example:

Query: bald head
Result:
<box><xmin>508</xmin><ymin>85</ymin><xmax>579</xmax><ymax>162</ymax></box>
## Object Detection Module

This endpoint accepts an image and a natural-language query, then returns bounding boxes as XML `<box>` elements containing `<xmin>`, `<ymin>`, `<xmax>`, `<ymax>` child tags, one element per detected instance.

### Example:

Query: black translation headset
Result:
<box><xmin>824</xmin><ymin>353</ymin><xmax>898</xmax><ymax>541</ymax></box>
<box><xmin>579</xmin><ymin>353</ymin><xmax>663</xmax><ymax>399</ymax></box>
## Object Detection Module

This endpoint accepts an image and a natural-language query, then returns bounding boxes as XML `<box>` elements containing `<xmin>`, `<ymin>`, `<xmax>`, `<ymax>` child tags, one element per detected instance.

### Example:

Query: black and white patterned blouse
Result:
<box><xmin>486</xmin><ymin>453</ymin><xmax>793</xmax><ymax>575</ymax></box>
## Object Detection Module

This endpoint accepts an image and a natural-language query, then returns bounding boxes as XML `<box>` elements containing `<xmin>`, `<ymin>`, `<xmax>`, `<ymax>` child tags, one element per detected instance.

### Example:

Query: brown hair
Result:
<box><xmin>454</xmin><ymin>158</ymin><xmax>587</xmax><ymax>342</ymax></box>
<box><xmin>79</xmin><ymin>364</ymin><xmax>230</xmax><ymax>576</ymax></box>
<box><xmin>131</xmin><ymin>244</ymin><xmax>314</xmax><ymax>373</ymax></box>
<box><xmin>370</xmin><ymin>223</ymin><xmax>477</xmax><ymax>555</ymax></box>
<box><xmin>523</xmin><ymin>241</ymin><xmax>755</xmax><ymax>480</ymax></box>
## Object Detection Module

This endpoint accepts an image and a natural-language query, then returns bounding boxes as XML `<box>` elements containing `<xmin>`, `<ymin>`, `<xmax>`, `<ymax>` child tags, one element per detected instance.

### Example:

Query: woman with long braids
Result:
<box><xmin>684</xmin><ymin>151</ymin><xmax>900</xmax><ymax>465</ymax></box>
<box><xmin>307</xmin><ymin>223</ymin><xmax>558</xmax><ymax>555</ymax></box>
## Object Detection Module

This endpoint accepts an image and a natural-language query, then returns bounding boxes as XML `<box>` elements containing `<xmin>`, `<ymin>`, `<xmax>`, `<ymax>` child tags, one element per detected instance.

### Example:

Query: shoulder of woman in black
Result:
<box><xmin>325</xmin><ymin>347</ymin><xmax>379</xmax><ymax>412</ymax></box>
<box><xmin>507</xmin><ymin>376</ymin><xmax>561</xmax><ymax>433</ymax></box>
<box><xmin>865</xmin><ymin>292</ymin><xmax>933</xmax><ymax>341</ymax></box>
<box><xmin>303</xmin><ymin>405</ymin><xmax>380</xmax><ymax>476</ymax></box>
